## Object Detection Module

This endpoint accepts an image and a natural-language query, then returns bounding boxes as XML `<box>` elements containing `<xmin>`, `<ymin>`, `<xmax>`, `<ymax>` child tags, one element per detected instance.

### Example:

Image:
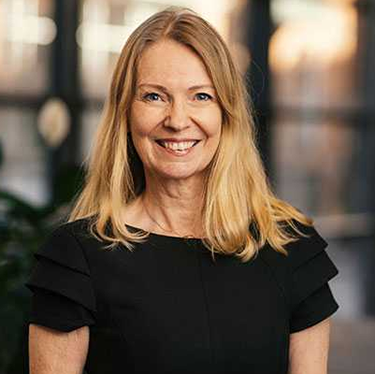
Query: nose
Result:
<box><xmin>163</xmin><ymin>98</ymin><xmax>191</xmax><ymax>131</ymax></box>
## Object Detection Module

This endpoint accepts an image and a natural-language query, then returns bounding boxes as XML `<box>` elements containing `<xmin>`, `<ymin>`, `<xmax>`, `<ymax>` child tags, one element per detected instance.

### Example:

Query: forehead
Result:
<box><xmin>136</xmin><ymin>40</ymin><xmax>213</xmax><ymax>87</ymax></box>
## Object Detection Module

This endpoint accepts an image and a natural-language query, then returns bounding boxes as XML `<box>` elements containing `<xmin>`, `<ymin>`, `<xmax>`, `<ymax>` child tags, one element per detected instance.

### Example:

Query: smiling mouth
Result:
<box><xmin>155</xmin><ymin>140</ymin><xmax>201</xmax><ymax>151</ymax></box>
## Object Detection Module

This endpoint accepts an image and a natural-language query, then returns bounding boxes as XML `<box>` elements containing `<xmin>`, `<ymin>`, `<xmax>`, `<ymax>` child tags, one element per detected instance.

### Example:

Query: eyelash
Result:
<box><xmin>142</xmin><ymin>92</ymin><xmax>213</xmax><ymax>102</ymax></box>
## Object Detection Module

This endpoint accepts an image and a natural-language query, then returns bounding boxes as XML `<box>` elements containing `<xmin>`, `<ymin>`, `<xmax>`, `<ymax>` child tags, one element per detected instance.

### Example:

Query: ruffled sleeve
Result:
<box><xmin>288</xmin><ymin>223</ymin><xmax>339</xmax><ymax>333</ymax></box>
<box><xmin>25</xmin><ymin>224</ymin><xmax>96</xmax><ymax>332</ymax></box>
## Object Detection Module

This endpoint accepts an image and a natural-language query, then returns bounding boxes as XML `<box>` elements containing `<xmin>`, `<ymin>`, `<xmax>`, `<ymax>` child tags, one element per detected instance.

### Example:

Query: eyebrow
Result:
<box><xmin>137</xmin><ymin>83</ymin><xmax>215</xmax><ymax>92</ymax></box>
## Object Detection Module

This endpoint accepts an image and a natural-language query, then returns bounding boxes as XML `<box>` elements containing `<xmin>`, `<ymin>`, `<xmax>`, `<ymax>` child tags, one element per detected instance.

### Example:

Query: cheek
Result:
<box><xmin>130</xmin><ymin>100</ymin><xmax>167</xmax><ymax>133</ymax></box>
<box><xmin>131</xmin><ymin>101</ymin><xmax>222</xmax><ymax>139</ymax></box>
<box><xmin>198</xmin><ymin>109</ymin><xmax>222</xmax><ymax>138</ymax></box>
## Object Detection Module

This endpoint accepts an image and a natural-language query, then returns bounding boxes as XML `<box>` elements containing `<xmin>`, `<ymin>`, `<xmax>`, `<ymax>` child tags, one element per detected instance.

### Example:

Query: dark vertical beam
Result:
<box><xmin>243</xmin><ymin>0</ymin><xmax>273</xmax><ymax>179</ymax></box>
<box><xmin>49</xmin><ymin>0</ymin><xmax>82</xmax><ymax>203</ymax></box>
<box><xmin>355</xmin><ymin>0</ymin><xmax>375</xmax><ymax>316</ymax></box>
<box><xmin>52</xmin><ymin>0</ymin><xmax>80</xmax><ymax>99</ymax></box>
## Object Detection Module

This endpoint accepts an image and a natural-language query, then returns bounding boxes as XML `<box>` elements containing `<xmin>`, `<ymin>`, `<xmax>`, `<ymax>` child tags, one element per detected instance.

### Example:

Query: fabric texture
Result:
<box><xmin>25</xmin><ymin>218</ymin><xmax>339</xmax><ymax>374</ymax></box>
<box><xmin>29</xmin><ymin>287</ymin><xmax>95</xmax><ymax>332</ymax></box>
<box><xmin>286</xmin><ymin>223</ymin><xmax>339</xmax><ymax>332</ymax></box>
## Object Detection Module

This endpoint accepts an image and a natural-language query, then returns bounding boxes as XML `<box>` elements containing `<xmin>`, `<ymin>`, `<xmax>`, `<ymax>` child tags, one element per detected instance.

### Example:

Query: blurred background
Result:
<box><xmin>0</xmin><ymin>0</ymin><xmax>374</xmax><ymax>373</ymax></box>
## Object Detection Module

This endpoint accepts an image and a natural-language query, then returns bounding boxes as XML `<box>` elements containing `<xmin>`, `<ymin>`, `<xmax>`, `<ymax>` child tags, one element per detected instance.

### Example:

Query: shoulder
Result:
<box><xmin>258</xmin><ymin>219</ymin><xmax>339</xmax><ymax>312</ymax></box>
<box><xmin>55</xmin><ymin>217</ymin><xmax>94</xmax><ymax>238</ymax></box>
<box><xmin>257</xmin><ymin>219</ymin><xmax>337</xmax><ymax>286</ymax></box>
<box><xmin>282</xmin><ymin>220</ymin><xmax>329</xmax><ymax>270</ymax></box>
<box><xmin>26</xmin><ymin>218</ymin><xmax>98</xmax><ymax>315</ymax></box>
<box><xmin>35</xmin><ymin>217</ymin><xmax>95</xmax><ymax>274</ymax></box>
<box><xmin>282</xmin><ymin>220</ymin><xmax>339</xmax><ymax>310</ymax></box>
<box><xmin>45</xmin><ymin>216</ymin><xmax>99</xmax><ymax>246</ymax></box>
<box><xmin>258</xmin><ymin>219</ymin><xmax>327</xmax><ymax>265</ymax></box>
<box><xmin>42</xmin><ymin>217</ymin><xmax>92</xmax><ymax>240</ymax></box>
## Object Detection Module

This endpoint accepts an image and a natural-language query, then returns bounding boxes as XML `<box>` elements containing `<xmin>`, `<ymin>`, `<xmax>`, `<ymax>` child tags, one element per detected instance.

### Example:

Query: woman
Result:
<box><xmin>26</xmin><ymin>6</ymin><xmax>339</xmax><ymax>374</ymax></box>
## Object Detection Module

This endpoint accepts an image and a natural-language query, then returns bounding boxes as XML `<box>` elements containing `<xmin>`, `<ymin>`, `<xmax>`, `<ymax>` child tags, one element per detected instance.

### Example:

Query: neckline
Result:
<box><xmin>124</xmin><ymin>223</ymin><xmax>205</xmax><ymax>242</ymax></box>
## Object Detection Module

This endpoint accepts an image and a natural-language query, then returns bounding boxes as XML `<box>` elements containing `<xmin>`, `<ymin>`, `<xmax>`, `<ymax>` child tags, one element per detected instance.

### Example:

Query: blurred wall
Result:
<box><xmin>0</xmin><ymin>1</ymin><xmax>374</xmax><ymax>373</ymax></box>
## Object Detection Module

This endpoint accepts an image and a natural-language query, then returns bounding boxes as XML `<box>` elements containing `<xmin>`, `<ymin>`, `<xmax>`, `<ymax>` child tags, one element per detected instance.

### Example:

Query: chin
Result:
<box><xmin>153</xmin><ymin>165</ymin><xmax>206</xmax><ymax>181</ymax></box>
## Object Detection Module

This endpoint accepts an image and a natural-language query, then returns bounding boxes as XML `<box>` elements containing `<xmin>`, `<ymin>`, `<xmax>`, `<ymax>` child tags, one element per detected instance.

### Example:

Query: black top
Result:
<box><xmin>25</xmin><ymin>218</ymin><xmax>339</xmax><ymax>374</ymax></box>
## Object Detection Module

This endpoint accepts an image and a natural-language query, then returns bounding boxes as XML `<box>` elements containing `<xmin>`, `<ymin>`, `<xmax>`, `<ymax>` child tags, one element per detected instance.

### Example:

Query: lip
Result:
<box><xmin>154</xmin><ymin>139</ymin><xmax>200</xmax><ymax>157</ymax></box>
<box><xmin>155</xmin><ymin>138</ymin><xmax>201</xmax><ymax>142</ymax></box>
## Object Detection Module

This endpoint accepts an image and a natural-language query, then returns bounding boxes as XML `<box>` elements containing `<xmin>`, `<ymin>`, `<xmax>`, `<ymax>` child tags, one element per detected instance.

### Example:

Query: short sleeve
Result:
<box><xmin>288</xmin><ymin>223</ymin><xmax>339</xmax><ymax>333</ymax></box>
<box><xmin>25</xmin><ymin>224</ymin><xmax>97</xmax><ymax>332</ymax></box>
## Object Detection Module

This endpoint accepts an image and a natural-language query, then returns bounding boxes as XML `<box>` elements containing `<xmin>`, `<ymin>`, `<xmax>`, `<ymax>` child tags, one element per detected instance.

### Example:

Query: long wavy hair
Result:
<box><xmin>68</xmin><ymin>6</ymin><xmax>314</xmax><ymax>263</ymax></box>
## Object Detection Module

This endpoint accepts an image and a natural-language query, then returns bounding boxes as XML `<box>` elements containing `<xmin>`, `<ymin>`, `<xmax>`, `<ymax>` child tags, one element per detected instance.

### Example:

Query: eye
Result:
<box><xmin>195</xmin><ymin>92</ymin><xmax>212</xmax><ymax>101</ymax></box>
<box><xmin>143</xmin><ymin>92</ymin><xmax>162</xmax><ymax>102</ymax></box>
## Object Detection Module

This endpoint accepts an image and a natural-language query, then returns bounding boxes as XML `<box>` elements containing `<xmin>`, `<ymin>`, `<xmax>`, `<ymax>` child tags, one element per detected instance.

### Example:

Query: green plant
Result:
<box><xmin>0</xmin><ymin>139</ymin><xmax>84</xmax><ymax>373</ymax></box>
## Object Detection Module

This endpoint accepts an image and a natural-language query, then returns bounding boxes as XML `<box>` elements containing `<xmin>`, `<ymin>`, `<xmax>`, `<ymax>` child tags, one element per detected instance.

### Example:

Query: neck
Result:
<box><xmin>143</xmin><ymin>179</ymin><xmax>205</xmax><ymax>236</ymax></box>
<box><xmin>128</xmin><ymin>174</ymin><xmax>206</xmax><ymax>237</ymax></box>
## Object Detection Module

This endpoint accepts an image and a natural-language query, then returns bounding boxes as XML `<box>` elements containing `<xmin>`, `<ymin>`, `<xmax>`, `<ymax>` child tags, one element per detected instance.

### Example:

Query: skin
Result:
<box><xmin>29</xmin><ymin>39</ymin><xmax>333</xmax><ymax>373</ymax></box>
<box><xmin>288</xmin><ymin>318</ymin><xmax>331</xmax><ymax>374</ymax></box>
<box><xmin>29</xmin><ymin>324</ymin><xmax>89</xmax><ymax>374</ymax></box>
<box><xmin>123</xmin><ymin>39</ymin><xmax>222</xmax><ymax>237</ymax></box>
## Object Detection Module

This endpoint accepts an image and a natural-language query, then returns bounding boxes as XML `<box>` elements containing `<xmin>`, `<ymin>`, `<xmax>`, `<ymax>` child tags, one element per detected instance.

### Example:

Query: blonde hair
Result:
<box><xmin>68</xmin><ymin>6</ymin><xmax>314</xmax><ymax>263</ymax></box>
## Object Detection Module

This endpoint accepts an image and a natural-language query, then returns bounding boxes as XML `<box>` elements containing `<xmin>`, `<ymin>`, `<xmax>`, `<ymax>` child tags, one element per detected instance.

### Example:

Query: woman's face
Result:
<box><xmin>129</xmin><ymin>39</ymin><xmax>222</xmax><ymax>182</ymax></box>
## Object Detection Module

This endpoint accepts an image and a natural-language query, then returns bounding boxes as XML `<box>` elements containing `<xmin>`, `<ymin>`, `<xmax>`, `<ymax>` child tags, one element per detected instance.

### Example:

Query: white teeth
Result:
<box><xmin>160</xmin><ymin>141</ymin><xmax>197</xmax><ymax>150</ymax></box>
